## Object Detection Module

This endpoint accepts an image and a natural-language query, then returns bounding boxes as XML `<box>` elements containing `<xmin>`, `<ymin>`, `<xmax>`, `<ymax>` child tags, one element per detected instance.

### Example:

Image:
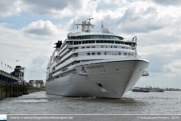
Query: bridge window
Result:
<box><xmin>104</xmin><ymin>36</ymin><xmax>111</xmax><ymax>39</ymax></box>
<box><xmin>67</xmin><ymin>41</ymin><xmax>73</xmax><ymax>45</ymax></box>
<box><xmin>124</xmin><ymin>53</ymin><xmax>127</xmax><ymax>56</ymax></box>
<box><xmin>119</xmin><ymin>52</ymin><xmax>121</xmax><ymax>55</ymax></box>
<box><xmin>104</xmin><ymin>52</ymin><xmax>107</xmax><ymax>55</ymax></box>
<box><xmin>115</xmin><ymin>41</ymin><xmax>120</xmax><ymax>44</ymax></box>
<box><xmin>82</xmin><ymin>41</ymin><xmax>95</xmax><ymax>44</ymax></box>
<box><xmin>74</xmin><ymin>41</ymin><xmax>81</xmax><ymax>45</ymax></box>
<box><xmin>94</xmin><ymin>36</ymin><xmax>99</xmax><ymax>39</ymax></box>
<box><xmin>85</xmin><ymin>36</ymin><xmax>89</xmax><ymax>39</ymax></box>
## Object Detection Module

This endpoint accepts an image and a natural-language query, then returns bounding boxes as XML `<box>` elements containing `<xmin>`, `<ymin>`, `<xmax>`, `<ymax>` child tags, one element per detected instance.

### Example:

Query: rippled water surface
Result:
<box><xmin>0</xmin><ymin>91</ymin><xmax>181</xmax><ymax>114</ymax></box>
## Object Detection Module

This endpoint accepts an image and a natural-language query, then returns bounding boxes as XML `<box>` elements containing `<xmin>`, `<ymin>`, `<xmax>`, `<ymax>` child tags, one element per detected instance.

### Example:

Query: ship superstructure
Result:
<box><xmin>46</xmin><ymin>18</ymin><xmax>149</xmax><ymax>98</ymax></box>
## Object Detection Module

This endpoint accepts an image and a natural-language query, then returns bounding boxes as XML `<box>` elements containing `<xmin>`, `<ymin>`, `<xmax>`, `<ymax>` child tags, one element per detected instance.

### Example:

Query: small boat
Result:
<box><xmin>132</xmin><ymin>88</ymin><xmax>150</xmax><ymax>92</ymax></box>
<box><xmin>155</xmin><ymin>89</ymin><xmax>164</xmax><ymax>92</ymax></box>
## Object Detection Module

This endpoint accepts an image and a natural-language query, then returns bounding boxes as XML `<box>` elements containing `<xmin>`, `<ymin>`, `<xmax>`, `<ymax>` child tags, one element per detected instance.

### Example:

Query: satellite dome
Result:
<box><xmin>102</xmin><ymin>28</ymin><xmax>109</xmax><ymax>33</ymax></box>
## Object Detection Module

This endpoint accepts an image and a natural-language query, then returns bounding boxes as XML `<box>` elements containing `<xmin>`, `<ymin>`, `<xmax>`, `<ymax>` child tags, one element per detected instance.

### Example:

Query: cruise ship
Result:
<box><xmin>46</xmin><ymin>18</ymin><xmax>149</xmax><ymax>99</ymax></box>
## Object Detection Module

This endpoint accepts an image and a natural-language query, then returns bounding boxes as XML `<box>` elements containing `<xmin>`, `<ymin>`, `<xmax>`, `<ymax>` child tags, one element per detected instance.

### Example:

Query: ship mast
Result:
<box><xmin>75</xmin><ymin>18</ymin><xmax>95</xmax><ymax>32</ymax></box>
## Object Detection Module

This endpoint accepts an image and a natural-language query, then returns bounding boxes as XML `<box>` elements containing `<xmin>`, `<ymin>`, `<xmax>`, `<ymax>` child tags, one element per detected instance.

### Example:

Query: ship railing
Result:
<box><xmin>53</xmin><ymin>65</ymin><xmax>76</xmax><ymax>77</ymax></box>
<box><xmin>55</xmin><ymin>58</ymin><xmax>75</xmax><ymax>71</ymax></box>
<box><xmin>85</xmin><ymin>31</ymin><xmax>114</xmax><ymax>34</ymax></box>
<box><xmin>123</xmin><ymin>38</ymin><xmax>136</xmax><ymax>42</ymax></box>
<box><xmin>126</xmin><ymin>54</ymin><xmax>141</xmax><ymax>58</ymax></box>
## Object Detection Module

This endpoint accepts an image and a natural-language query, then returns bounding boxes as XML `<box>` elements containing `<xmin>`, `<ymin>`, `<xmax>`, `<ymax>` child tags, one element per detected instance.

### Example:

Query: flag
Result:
<box><xmin>1</xmin><ymin>61</ymin><xmax>2</xmax><ymax>65</ymax></box>
<box><xmin>77</xmin><ymin>26</ymin><xmax>78</xmax><ymax>29</ymax></box>
<box><xmin>5</xmin><ymin>64</ymin><xmax>6</xmax><ymax>66</ymax></box>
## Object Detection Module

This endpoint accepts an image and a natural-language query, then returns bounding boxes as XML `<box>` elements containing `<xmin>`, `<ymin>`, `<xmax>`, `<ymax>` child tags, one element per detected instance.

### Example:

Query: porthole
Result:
<box><xmin>87</xmin><ymin>53</ymin><xmax>90</xmax><ymax>55</ymax></box>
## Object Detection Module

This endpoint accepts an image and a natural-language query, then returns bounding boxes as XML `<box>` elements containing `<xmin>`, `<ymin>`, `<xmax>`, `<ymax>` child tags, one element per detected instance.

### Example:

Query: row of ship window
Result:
<box><xmin>68</xmin><ymin>36</ymin><xmax>120</xmax><ymax>40</ymax></box>
<box><xmin>87</xmin><ymin>52</ymin><xmax>133</xmax><ymax>56</ymax></box>
<box><xmin>80</xmin><ymin>46</ymin><xmax>131</xmax><ymax>49</ymax></box>
<box><xmin>67</xmin><ymin>40</ymin><xmax>135</xmax><ymax>47</ymax></box>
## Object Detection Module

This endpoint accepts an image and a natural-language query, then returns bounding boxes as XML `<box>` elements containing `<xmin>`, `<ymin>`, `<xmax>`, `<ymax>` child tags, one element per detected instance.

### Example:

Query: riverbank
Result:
<box><xmin>0</xmin><ymin>81</ymin><xmax>45</xmax><ymax>100</ymax></box>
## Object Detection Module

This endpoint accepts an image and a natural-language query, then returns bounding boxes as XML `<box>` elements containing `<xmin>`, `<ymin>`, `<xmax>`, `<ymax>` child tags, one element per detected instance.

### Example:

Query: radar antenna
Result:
<box><xmin>75</xmin><ymin>18</ymin><xmax>95</xmax><ymax>32</ymax></box>
<box><xmin>87</xmin><ymin>18</ymin><xmax>94</xmax><ymax>31</ymax></box>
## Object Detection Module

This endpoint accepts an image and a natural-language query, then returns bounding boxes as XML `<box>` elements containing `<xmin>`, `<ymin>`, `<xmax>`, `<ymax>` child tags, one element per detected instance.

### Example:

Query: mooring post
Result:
<box><xmin>1</xmin><ymin>80</ymin><xmax>3</xmax><ymax>100</ymax></box>
<box><xmin>10</xmin><ymin>77</ymin><xmax>12</xmax><ymax>97</ymax></box>
<box><xmin>23</xmin><ymin>81</ymin><xmax>24</xmax><ymax>94</ymax></box>
<box><xmin>6</xmin><ymin>78</ymin><xmax>7</xmax><ymax>98</ymax></box>
<box><xmin>16</xmin><ymin>83</ymin><xmax>19</xmax><ymax>95</ymax></box>
<box><xmin>11</xmin><ymin>77</ymin><xmax>12</xmax><ymax>97</ymax></box>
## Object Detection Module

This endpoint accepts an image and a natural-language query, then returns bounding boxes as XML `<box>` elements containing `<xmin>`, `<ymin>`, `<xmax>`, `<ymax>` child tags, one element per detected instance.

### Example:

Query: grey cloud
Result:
<box><xmin>139</xmin><ymin>34</ymin><xmax>179</xmax><ymax>47</ymax></box>
<box><xmin>0</xmin><ymin>24</ymin><xmax>52</xmax><ymax>82</ymax></box>
<box><xmin>152</xmin><ymin>0</ymin><xmax>181</xmax><ymax>6</ymax></box>
<box><xmin>0</xmin><ymin>0</ymin><xmax>85</xmax><ymax>17</ymax></box>
<box><xmin>22</xmin><ymin>0</ymin><xmax>84</xmax><ymax>15</ymax></box>
<box><xmin>144</xmin><ymin>54</ymin><xmax>174</xmax><ymax>73</ymax></box>
<box><xmin>32</xmin><ymin>56</ymin><xmax>48</xmax><ymax>66</ymax></box>
<box><xmin>0</xmin><ymin>0</ymin><xmax>21</xmax><ymax>17</ymax></box>
<box><xmin>91</xmin><ymin>7</ymin><xmax>162</xmax><ymax>34</ymax></box>
<box><xmin>26</xmin><ymin>56</ymin><xmax>49</xmax><ymax>81</ymax></box>
<box><xmin>117</xmin><ymin>7</ymin><xmax>162</xmax><ymax>34</ymax></box>
<box><xmin>143</xmin><ymin>7</ymin><xmax>157</xmax><ymax>14</ymax></box>
<box><xmin>118</xmin><ymin>21</ymin><xmax>163</xmax><ymax>34</ymax></box>
<box><xmin>119</xmin><ymin>8</ymin><xmax>140</xmax><ymax>23</ymax></box>
<box><xmin>25</xmin><ymin>28</ymin><xmax>53</xmax><ymax>36</ymax></box>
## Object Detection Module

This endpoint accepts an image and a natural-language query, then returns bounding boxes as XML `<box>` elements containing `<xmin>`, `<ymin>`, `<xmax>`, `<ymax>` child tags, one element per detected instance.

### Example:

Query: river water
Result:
<box><xmin>0</xmin><ymin>91</ymin><xmax>181</xmax><ymax>114</ymax></box>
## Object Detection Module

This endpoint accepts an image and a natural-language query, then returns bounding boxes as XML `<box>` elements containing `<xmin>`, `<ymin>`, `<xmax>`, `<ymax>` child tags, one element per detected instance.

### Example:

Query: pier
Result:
<box><xmin>0</xmin><ymin>70</ymin><xmax>44</xmax><ymax>100</ymax></box>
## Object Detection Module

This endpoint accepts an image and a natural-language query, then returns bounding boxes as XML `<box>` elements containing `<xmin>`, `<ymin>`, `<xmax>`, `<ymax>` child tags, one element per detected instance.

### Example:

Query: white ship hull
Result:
<box><xmin>46</xmin><ymin>59</ymin><xmax>149</xmax><ymax>99</ymax></box>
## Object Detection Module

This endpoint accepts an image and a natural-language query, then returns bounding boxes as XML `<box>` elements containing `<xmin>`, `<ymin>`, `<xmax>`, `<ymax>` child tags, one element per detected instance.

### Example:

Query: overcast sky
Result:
<box><xmin>0</xmin><ymin>0</ymin><xmax>181</xmax><ymax>88</ymax></box>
